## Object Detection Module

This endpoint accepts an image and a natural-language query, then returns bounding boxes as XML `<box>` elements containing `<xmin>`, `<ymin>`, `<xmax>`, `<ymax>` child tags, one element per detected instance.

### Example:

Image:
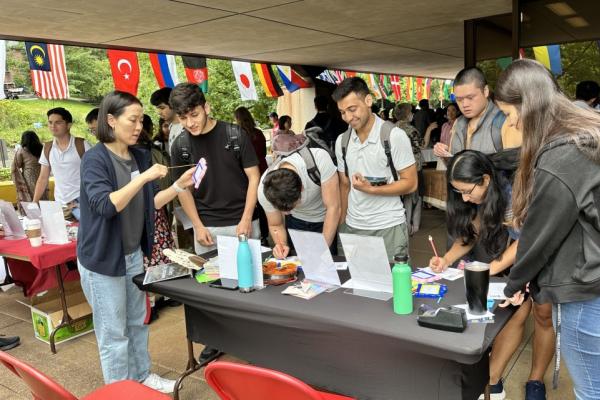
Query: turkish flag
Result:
<box><xmin>107</xmin><ymin>49</ymin><xmax>140</xmax><ymax>96</ymax></box>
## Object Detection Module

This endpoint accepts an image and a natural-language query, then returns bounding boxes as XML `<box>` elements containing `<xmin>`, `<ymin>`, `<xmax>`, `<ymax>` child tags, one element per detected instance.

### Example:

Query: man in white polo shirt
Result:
<box><xmin>33</xmin><ymin>107</ymin><xmax>91</xmax><ymax>220</ymax></box>
<box><xmin>258</xmin><ymin>143</ymin><xmax>340</xmax><ymax>259</ymax></box>
<box><xmin>333</xmin><ymin>77</ymin><xmax>417</xmax><ymax>261</ymax></box>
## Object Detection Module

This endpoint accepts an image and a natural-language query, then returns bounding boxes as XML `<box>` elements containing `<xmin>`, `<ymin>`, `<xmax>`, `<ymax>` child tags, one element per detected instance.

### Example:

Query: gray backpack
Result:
<box><xmin>340</xmin><ymin>121</ymin><xmax>398</xmax><ymax>180</ymax></box>
<box><xmin>270</xmin><ymin>139</ymin><xmax>322</xmax><ymax>186</ymax></box>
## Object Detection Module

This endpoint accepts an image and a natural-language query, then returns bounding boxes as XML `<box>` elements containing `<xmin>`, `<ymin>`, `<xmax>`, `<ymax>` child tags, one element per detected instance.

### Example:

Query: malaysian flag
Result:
<box><xmin>25</xmin><ymin>42</ymin><xmax>70</xmax><ymax>99</ymax></box>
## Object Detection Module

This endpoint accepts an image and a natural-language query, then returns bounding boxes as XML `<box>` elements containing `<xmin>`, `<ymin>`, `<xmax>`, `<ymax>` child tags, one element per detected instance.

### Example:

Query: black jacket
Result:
<box><xmin>505</xmin><ymin>138</ymin><xmax>600</xmax><ymax>304</ymax></box>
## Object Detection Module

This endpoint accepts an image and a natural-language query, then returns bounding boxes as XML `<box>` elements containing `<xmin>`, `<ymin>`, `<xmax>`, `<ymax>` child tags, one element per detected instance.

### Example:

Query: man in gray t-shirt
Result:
<box><xmin>259</xmin><ymin>148</ymin><xmax>340</xmax><ymax>259</ymax></box>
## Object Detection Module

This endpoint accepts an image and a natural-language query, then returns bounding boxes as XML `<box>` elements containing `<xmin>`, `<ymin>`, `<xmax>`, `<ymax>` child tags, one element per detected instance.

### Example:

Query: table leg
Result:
<box><xmin>173</xmin><ymin>340</ymin><xmax>222</xmax><ymax>400</ymax></box>
<box><xmin>1</xmin><ymin>256</ymin><xmax>14</xmax><ymax>286</ymax></box>
<box><xmin>49</xmin><ymin>264</ymin><xmax>74</xmax><ymax>354</ymax></box>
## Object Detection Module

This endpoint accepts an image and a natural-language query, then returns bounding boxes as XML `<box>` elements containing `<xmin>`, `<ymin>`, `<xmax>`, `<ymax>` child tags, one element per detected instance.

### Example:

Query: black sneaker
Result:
<box><xmin>0</xmin><ymin>335</ymin><xmax>21</xmax><ymax>351</ymax></box>
<box><xmin>478</xmin><ymin>379</ymin><xmax>506</xmax><ymax>400</ymax></box>
<box><xmin>525</xmin><ymin>380</ymin><xmax>546</xmax><ymax>400</ymax></box>
<box><xmin>198</xmin><ymin>347</ymin><xmax>222</xmax><ymax>365</ymax></box>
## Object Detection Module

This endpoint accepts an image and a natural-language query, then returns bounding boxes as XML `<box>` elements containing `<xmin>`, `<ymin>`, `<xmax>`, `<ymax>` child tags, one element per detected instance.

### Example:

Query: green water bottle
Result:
<box><xmin>392</xmin><ymin>254</ymin><xmax>413</xmax><ymax>315</ymax></box>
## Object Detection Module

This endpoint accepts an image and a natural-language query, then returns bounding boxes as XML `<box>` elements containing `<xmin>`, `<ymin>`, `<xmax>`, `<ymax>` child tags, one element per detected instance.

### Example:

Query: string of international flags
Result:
<box><xmin>16</xmin><ymin>40</ymin><xmax>563</xmax><ymax>102</ymax></box>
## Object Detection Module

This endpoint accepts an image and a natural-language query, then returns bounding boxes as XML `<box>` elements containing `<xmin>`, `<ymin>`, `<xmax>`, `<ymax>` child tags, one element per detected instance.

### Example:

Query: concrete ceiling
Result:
<box><xmin>0</xmin><ymin>0</ymin><xmax>512</xmax><ymax>78</ymax></box>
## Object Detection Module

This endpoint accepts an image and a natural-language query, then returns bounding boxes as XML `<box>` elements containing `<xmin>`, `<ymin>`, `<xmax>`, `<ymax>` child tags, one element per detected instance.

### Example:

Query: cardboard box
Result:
<box><xmin>21</xmin><ymin>281</ymin><xmax>94</xmax><ymax>345</ymax></box>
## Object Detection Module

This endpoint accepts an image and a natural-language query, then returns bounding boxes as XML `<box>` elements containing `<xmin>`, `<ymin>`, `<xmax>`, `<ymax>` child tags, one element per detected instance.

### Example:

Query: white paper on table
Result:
<box><xmin>39</xmin><ymin>201</ymin><xmax>69</xmax><ymax>244</ymax></box>
<box><xmin>488</xmin><ymin>282</ymin><xmax>508</xmax><ymax>300</ymax></box>
<box><xmin>0</xmin><ymin>200</ymin><xmax>26</xmax><ymax>238</ymax></box>
<box><xmin>454</xmin><ymin>304</ymin><xmax>495</xmax><ymax>321</ymax></box>
<box><xmin>419</xmin><ymin>267</ymin><xmax>464</xmax><ymax>281</ymax></box>
<box><xmin>339</xmin><ymin>233</ymin><xmax>392</xmax><ymax>293</ymax></box>
<box><xmin>288</xmin><ymin>229</ymin><xmax>340</xmax><ymax>286</ymax></box>
<box><xmin>216</xmin><ymin>235</ymin><xmax>264</xmax><ymax>289</ymax></box>
<box><xmin>173</xmin><ymin>207</ymin><xmax>193</xmax><ymax>230</ymax></box>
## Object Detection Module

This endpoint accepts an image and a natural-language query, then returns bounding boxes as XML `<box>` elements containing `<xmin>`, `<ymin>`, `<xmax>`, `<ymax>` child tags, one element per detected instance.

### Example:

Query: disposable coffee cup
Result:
<box><xmin>25</xmin><ymin>219</ymin><xmax>42</xmax><ymax>247</ymax></box>
<box><xmin>464</xmin><ymin>261</ymin><xmax>490</xmax><ymax>315</ymax></box>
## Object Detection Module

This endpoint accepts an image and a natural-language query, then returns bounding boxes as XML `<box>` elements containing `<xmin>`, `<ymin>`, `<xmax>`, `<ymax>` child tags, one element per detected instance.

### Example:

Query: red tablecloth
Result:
<box><xmin>0</xmin><ymin>238</ymin><xmax>78</xmax><ymax>297</ymax></box>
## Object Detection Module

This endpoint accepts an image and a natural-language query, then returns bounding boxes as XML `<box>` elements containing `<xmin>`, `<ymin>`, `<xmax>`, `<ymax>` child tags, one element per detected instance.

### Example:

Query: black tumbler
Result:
<box><xmin>464</xmin><ymin>262</ymin><xmax>490</xmax><ymax>315</ymax></box>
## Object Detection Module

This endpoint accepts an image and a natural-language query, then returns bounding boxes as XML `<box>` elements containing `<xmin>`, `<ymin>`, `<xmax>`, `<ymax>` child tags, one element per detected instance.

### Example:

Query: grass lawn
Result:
<box><xmin>0</xmin><ymin>98</ymin><xmax>98</xmax><ymax>146</ymax></box>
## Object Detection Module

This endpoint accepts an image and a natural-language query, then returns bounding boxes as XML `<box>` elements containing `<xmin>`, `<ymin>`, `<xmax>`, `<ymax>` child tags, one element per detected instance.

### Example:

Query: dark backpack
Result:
<box><xmin>174</xmin><ymin>122</ymin><xmax>242</xmax><ymax>166</ymax></box>
<box><xmin>340</xmin><ymin>121</ymin><xmax>398</xmax><ymax>180</ymax></box>
<box><xmin>303</xmin><ymin>126</ymin><xmax>336</xmax><ymax>164</ymax></box>
<box><xmin>270</xmin><ymin>138</ymin><xmax>323</xmax><ymax>186</ymax></box>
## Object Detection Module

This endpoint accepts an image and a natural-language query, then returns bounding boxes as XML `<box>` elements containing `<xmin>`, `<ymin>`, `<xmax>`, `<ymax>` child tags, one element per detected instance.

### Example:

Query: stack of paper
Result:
<box><xmin>454</xmin><ymin>304</ymin><xmax>495</xmax><ymax>323</ymax></box>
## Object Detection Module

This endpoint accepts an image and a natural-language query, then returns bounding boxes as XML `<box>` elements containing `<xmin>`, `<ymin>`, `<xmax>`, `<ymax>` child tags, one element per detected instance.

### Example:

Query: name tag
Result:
<box><xmin>131</xmin><ymin>170</ymin><xmax>140</xmax><ymax>180</ymax></box>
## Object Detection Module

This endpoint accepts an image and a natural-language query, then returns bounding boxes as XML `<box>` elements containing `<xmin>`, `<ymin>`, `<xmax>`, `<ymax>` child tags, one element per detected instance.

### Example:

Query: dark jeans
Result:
<box><xmin>285</xmin><ymin>214</ymin><xmax>337</xmax><ymax>256</ymax></box>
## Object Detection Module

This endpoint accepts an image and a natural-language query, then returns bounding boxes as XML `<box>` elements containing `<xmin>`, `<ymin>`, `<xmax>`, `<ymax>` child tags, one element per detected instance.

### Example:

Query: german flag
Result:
<box><xmin>254</xmin><ymin>63</ymin><xmax>283</xmax><ymax>97</ymax></box>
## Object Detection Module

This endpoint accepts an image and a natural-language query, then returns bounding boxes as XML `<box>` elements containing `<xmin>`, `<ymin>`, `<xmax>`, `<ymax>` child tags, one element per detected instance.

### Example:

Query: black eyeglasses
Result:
<box><xmin>452</xmin><ymin>182</ymin><xmax>478</xmax><ymax>195</ymax></box>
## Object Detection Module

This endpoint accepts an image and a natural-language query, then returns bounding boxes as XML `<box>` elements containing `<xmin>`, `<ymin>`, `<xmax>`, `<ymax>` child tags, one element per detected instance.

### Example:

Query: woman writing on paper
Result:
<box><xmin>429</xmin><ymin>150</ymin><xmax>554</xmax><ymax>400</ymax></box>
<box><xmin>76</xmin><ymin>91</ymin><xmax>195</xmax><ymax>393</ymax></box>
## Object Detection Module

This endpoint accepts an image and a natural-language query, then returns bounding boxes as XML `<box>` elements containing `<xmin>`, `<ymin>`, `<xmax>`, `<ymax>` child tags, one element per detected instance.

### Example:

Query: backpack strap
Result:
<box><xmin>491</xmin><ymin>111</ymin><xmax>506</xmax><ymax>152</ymax></box>
<box><xmin>74</xmin><ymin>137</ymin><xmax>86</xmax><ymax>158</ymax></box>
<box><xmin>380</xmin><ymin>121</ymin><xmax>398</xmax><ymax>181</ymax></box>
<box><xmin>225</xmin><ymin>123</ymin><xmax>242</xmax><ymax>165</ymax></box>
<box><xmin>296</xmin><ymin>146</ymin><xmax>321</xmax><ymax>186</ymax></box>
<box><xmin>175</xmin><ymin>130</ymin><xmax>193</xmax><ymax>163</ymax></box>
<box><xmin>340</xmin><ymin>126</ymin><xmax>352</xmax><ymax>178</ymax></box>
<box><xmin>43</xmin><ymin>141</ymin><xmax>53</xmax><ymax>169</ymax></box>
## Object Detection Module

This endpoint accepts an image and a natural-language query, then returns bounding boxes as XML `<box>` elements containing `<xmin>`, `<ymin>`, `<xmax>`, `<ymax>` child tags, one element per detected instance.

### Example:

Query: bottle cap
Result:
<box><xmin>238</xmin><ymin>234</ymin><xmax>248</xmax><ymax>242</ymax></box>
<box><xmin>393</xmin><ymin>254</ymin><xmax>408</xmax><ymax>263</ymax></box>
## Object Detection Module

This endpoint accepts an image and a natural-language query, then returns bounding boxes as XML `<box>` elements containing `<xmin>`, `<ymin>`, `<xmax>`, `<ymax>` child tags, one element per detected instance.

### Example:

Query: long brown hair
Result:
<box><xmin>495</xmin><ymin>59</ymin><xmax>600</xmax><ymax>228</ymax></box>
<box><xmin>234</xmin><ymin>106</ymin><xmax>258</xmax><ymax>138</ymax></box>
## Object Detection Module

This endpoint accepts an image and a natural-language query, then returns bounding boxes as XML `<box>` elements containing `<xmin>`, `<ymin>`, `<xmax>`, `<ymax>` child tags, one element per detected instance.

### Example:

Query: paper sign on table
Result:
<box><xmin>339</xmin><ymin>233</ymin><xmax>392</xmax><ymax>293</ymax></box>
<box><xmin>216</xmin><ymin>235</ymin><xmax>264</xmax><ymax>289</ymax></box>
<box><xmin>39</xmin><ymin>201</ymin><xmax>69</xmax><ymax>244</ymax></box>
<box><xmin>0</xmin><ymin>200</ymin><xmax>26</xmax><ymax>239</ymax></box>
<box><xmin>288</xmin><ymin>229</ymin><xmax>340</xmax><ymax>286</ymax></box>
<box><xmin>488</xmin><ymin>282</ymin><xmax>508</xmax><ymax>300</ymax></box>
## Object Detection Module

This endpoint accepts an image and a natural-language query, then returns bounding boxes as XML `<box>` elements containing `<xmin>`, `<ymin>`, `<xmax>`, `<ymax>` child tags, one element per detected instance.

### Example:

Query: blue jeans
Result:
<box><xmin>70</xmin><ymin>198</ymin><xmax>80</xmax><ymax>221</ymax></box>
<box><xmin>285</xmin><ymin>214</ymin><xmax>337</xmax><ymax>256</ymax></box>
<box><xmin>554</xmin><ymin>297</ymin><xmax>600</xmax><ymax>400</ymax></box>
<box><xmin>78</xmin><ymin>248</ymin><xmax>151</xmax><ymax>384</ymax></box>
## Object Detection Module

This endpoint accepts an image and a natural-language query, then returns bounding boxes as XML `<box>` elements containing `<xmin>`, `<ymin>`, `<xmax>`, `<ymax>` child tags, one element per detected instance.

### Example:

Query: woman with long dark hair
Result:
<box><xmin>11</xmin><ymin>131</ymin><xmax>45</xmax><ymax>212</ymax></box>
<box><xmin>234</xmin><ymin>106</ymin><xmax>268</xmax><ymax>244</ymax></box>
<box><xmin>431</xmin><ymin>150</ymin><xmax>554</xmax><ymax>400</ymax></box>
<box><xmin>498</xmin><ymin>59</ymin><xmax>600</xmax><ymax>399</ymax></box>
<box><xmin>77</xmin><ymin>91</ymin><xmax>195</xmax><ymax>392</ymax></box>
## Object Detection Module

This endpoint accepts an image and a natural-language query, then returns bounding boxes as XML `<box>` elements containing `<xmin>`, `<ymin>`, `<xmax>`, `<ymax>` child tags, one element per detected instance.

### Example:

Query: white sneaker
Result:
<box><xmin>142</xmin><ymin>373</ymin><xmax>176</xmax><ymax>393</ymax></box>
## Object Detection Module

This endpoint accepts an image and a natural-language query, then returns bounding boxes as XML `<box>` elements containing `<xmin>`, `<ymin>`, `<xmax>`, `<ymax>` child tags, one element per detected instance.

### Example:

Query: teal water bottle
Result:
<box><xmin>237</xmin><ymin>234</ymin><xmax>254</xmax><ymax>293</ymax></box>
<box><xmin>392</xmin><ymin>254</ymin><xmax>413</xmax><ymax>314</ymax></box>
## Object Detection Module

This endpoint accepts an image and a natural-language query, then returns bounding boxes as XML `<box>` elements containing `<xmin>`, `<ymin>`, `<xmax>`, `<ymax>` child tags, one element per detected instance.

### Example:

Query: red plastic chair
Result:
<box><xmin>204</xmin><ymin>361</ymin><xmax>354</xmax><ymax>400</ymax></box>
<box><xmin>0</xmin><ymin>351</ymin><xmax>171</xmax><ymax>400</ymax></box>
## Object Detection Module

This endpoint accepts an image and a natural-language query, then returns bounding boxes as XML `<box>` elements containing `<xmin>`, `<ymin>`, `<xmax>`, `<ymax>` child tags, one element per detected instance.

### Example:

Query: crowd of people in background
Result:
<box><xmin>4</xmin><ymin>61</ymin><xmax>600</xmax><ymax>400</ymax></box>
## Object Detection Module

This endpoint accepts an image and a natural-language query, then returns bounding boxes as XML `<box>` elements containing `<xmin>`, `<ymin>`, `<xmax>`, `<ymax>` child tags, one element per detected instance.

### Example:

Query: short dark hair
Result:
<box><xmin>268</xmin><ymin>112</ymin><xmax>278</xmax><ymax>119</ymax></box>
<box><xmin>96</xmin><ymin>91</ymin><xmax>143</xmax><ymax>143</ymax></box>
<box><xmin>278</xmin><ymin>115</ymin><xmax>291</xmax><ymax>129</ymax></box>
<box><xmin>263</xmin><ymin>169</ymin><xmax>302</xmax><ymax>212</ymax></box>
<box><xmin>332</xmin><ymin>77</ymin><xmax>370</xmax><ymax>102</ymax></box>
<box><xmin>85</xmin><ymin>108</ymin><xmax>99</xmax><ymax>124</ymax></box>
<box><xmin>418</xmin><ymin>99</ymin><xmax>430</xmax><ymax>109</ymax></box>
<box><xmin>47</xmin><ymin>107</ymin><xmax>73</xmax><ymax>123</ymax></box>
<box><xmin>314</xmin><ymin>95</ymin><xmax>329</xmax><ymax>112</ymax></box>
<box><xmin>169</xmin><ymin>83</ymin><xmax>206</xmax><ymax>116</ymax></box>
<box><xmin>454</xmin><ymin>67</ymin><xmax>487</xmax><ymax>90</ymax></box>
<box><xmin>575</xmin><ymin>80</ymin><xmax>600</xmax><ymax>101</ymax></box>
<box><xmin>150</xmin><ymin>87</ymin><xmax>172</xmax><ymax>107</ymax></box>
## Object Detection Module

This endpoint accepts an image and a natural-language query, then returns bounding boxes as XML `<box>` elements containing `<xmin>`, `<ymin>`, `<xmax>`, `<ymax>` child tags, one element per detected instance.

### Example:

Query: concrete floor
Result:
<box><xmin>0</xmin><ymin>209</ymin><xmax>574</xmax><ymax>399</ymax></box>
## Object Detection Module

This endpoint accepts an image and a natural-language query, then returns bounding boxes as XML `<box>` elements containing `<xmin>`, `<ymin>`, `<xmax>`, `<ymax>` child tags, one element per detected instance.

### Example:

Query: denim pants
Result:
<box><xmin>70</xmin><ymin>198</ymin><xmax>81</xmax><ymax>221</ymax></box>
<box><xmin>78</xmin><ymin>248</ymin><xmax>151</xmax><ymax>384</ymax></box>
<box><xmin>554</xmin><ymin>296</ymin><xmax>600</xmax><ymax>400</ymax></box>
<box><xmin>285</xmin><ymin>214</ymin><xmax>337</xmax><ymax>256</ymax></box>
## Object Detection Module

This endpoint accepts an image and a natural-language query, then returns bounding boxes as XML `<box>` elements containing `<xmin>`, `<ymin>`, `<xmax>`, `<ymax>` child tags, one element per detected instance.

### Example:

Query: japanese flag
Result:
<box><xmin>231</xmin><ymin>61</ymin><xmax>258</xmax><ymax>101</ymax></box>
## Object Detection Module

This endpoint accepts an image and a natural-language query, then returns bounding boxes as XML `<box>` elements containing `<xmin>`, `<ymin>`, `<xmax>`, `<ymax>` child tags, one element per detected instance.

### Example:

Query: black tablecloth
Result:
<box><xmin>134</xmin><ymin>270</ymin><xmax>513</xmax><ymax>400</ymax></box>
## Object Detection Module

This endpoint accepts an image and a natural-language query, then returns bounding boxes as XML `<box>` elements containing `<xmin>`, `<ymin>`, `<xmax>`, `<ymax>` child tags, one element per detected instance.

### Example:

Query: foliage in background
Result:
<box><xmin>478</xmin><ymin>42</ymin><xmax>600</xmax><ymax>98</ymax></box>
